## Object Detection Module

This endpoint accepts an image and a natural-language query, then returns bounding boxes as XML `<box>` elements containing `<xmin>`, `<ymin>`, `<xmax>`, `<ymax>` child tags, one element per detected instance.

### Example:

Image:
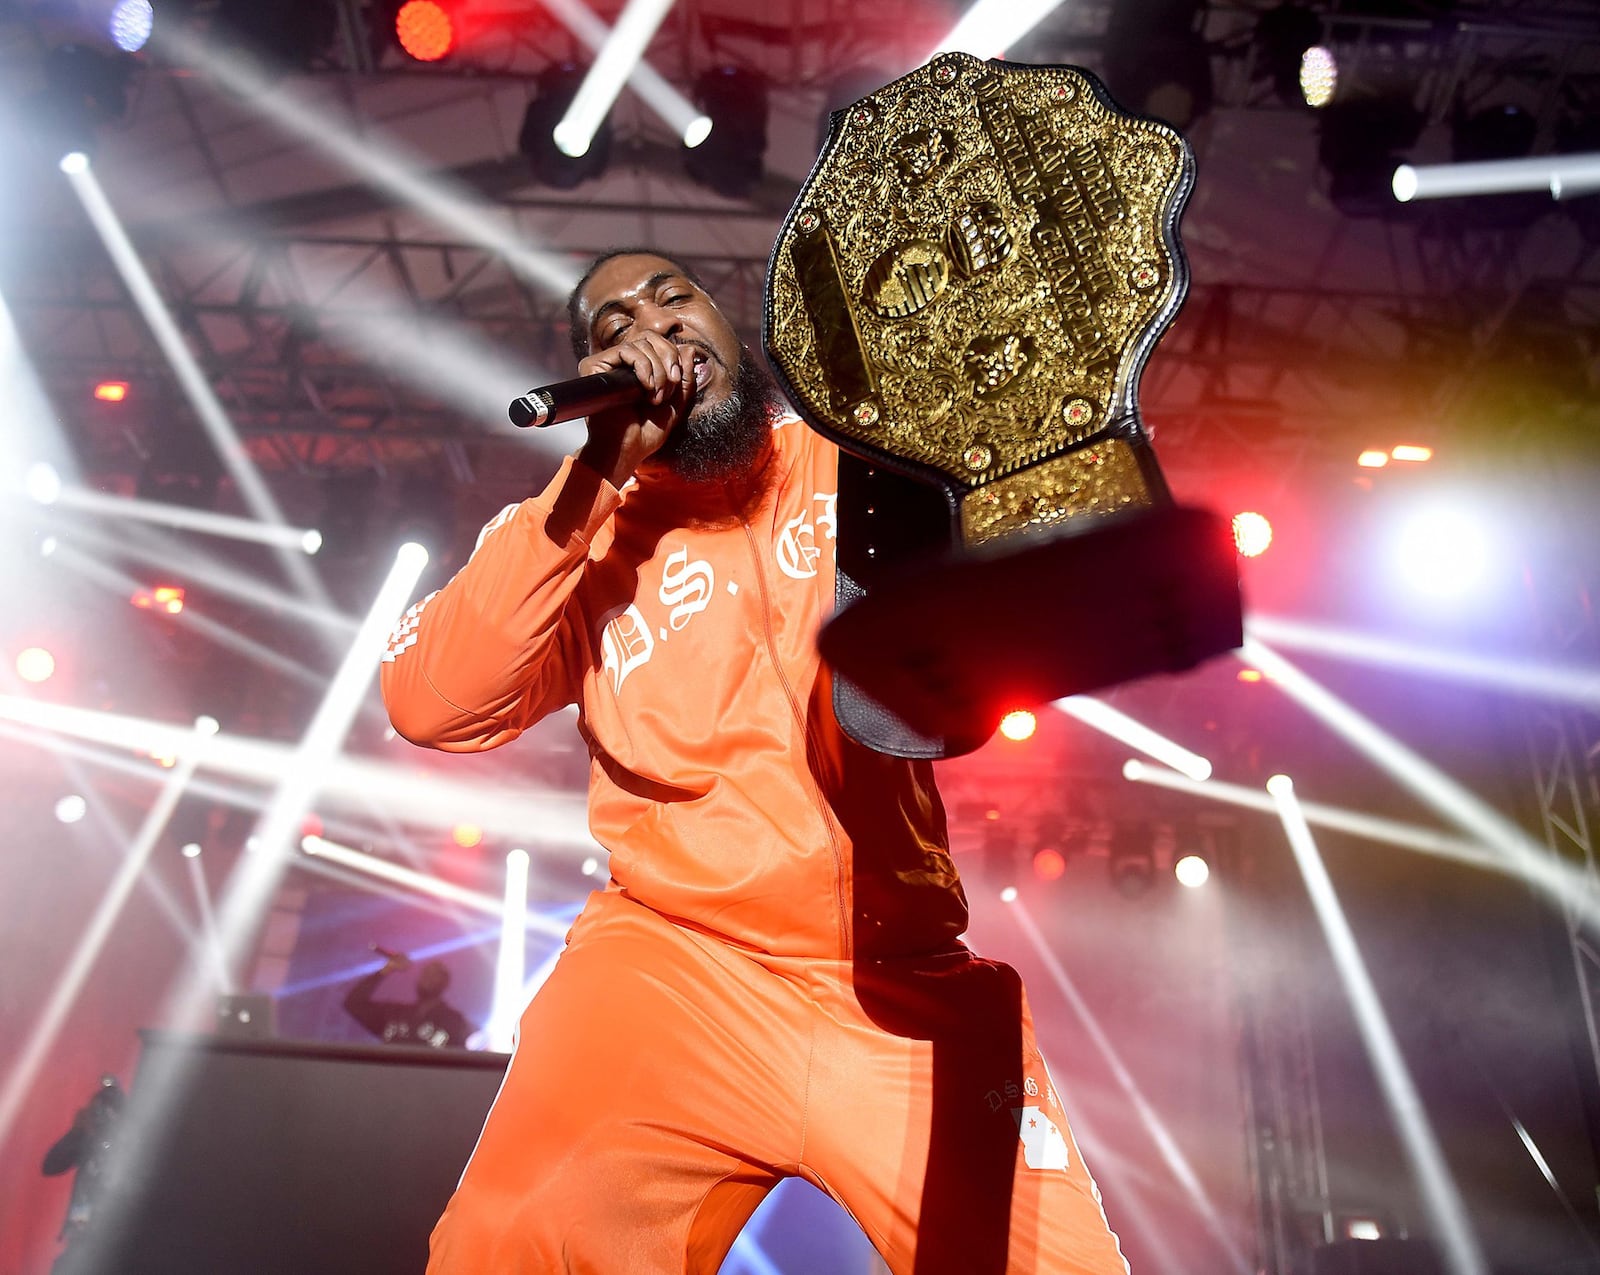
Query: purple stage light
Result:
<box><xmin>110</xmin><ymin>0</ymin><xmax>154</xmax><ymax>53</ymax></box>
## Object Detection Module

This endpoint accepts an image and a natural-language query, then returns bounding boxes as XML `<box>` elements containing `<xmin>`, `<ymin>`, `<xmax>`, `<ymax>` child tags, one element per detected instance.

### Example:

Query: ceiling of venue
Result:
<box><xmin>3</xmin><ymin>0</ymin><xmax>1597</xmax><ymax>512</ymax></box>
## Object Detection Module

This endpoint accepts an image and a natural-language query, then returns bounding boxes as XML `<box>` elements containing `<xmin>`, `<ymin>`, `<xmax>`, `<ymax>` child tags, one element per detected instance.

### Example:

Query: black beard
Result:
<box><xmin>656</xmin><ymin>347</ymin><xmax>781</xmax><ymax>482</ymax></box>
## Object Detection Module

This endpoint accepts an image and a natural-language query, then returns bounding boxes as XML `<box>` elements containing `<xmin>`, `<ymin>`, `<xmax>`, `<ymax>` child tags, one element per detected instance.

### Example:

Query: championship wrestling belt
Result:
<box><xmin>763</xmin><ymin>53</ymin><xmax>1243</xmax><ymax>758</ymax></box>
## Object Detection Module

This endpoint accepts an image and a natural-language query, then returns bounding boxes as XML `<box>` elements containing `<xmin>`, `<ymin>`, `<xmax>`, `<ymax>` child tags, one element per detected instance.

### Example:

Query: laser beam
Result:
<box><xmin>1056</xmin><ymin>695</ymin><xmax>1213</xmax><ymax>781</ymax></box>
<box><xmin>1268</xmin><ymin>774</ymin><xmax>1487</xmax><ymax>1275</ymax></box>
<box><xmin>0</xmin><ymin>716</ymin><xmax>218</xmax><ymax>1155</ymax></box>
<box><xmin>60</xmin><ymin>157</ymin><xmax>329</xmax><ymax>608</ymax></box>
<box><xmin>931</xmin><ymin>0</ymin><xmax>1068</xmax><ymax>58</ymax></box>
<box><xmin>1247</xmin><ymin>616</ymin><xmax>1600</xmax><ymax>710</ymax></box>
<box><xmin>1009</xmin><ymin>897</ymin><xmax>1252</xmax><ymax>1274</ymax></box>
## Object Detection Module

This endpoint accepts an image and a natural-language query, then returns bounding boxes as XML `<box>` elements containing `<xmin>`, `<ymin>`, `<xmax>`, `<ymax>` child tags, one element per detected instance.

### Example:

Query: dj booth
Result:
<box><xmin>73</xmin><ymin>1029</ymin><xmax>880</xmax><ymax>1275</ymax></box>
<box><xmin>84</xmin><ymin>1031</ymin><xmax>508</xmax><ymax>1275</ymax></box>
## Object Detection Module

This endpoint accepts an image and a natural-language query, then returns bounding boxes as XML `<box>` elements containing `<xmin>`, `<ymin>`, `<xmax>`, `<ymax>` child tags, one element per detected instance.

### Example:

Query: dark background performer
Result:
<box><xmin>344</xmin><ymin>949</ymin><xmax>474</xmax><ymax>1049</ymax></box>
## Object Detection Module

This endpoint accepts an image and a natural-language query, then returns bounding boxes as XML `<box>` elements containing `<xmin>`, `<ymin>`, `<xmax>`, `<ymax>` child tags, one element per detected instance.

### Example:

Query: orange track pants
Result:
<box><xmin>428</xmin><ymin>890</ymin><xmax>1129</xmax><ymax>1274</ymax></box>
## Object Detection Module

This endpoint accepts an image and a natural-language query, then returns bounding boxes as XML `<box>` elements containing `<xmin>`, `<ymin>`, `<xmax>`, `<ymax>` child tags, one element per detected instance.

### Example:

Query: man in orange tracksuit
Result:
<box><xmin>381</xmin><ymin>250</ymin><xmax>1129</xmax><ymax>1274</ymax></box>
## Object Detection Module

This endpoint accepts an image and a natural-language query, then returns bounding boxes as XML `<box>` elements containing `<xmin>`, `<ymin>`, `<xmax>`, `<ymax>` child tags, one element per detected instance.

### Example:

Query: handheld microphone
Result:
<box><xmin>509</xmin><ymin>368</ymin><xmax>642</xmax><ymax>429</ymax></box>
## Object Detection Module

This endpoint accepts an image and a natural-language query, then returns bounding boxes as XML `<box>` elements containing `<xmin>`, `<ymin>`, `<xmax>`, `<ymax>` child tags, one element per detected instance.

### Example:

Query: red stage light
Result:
<box><xmin>131</xmin><ymin>584</ymin><xmax>186</xmax><ymax>614</ymax></box>
<box><xmin>999</xmin><ymin>709</ymin><xmax>1037</xmax><ymax>741</ymax></box>
<box><xmin>396</xmin><ymin>0</ymin><xmax>454</xmax><ymax>62</ymax></box>
<box><xmin>93</xmin><ymin>380</ymin><xmax>129</xmax><ymax>403</ymax></box>
<box><xmin>1231</xmin><ymin>511</ymin><xmax>1273</xmax><ymax>558</ymax></box>
<box><xmin>1033</xmin><ymin>848</ymin><xmax>1066</xmax><ymax>881</ymax></box>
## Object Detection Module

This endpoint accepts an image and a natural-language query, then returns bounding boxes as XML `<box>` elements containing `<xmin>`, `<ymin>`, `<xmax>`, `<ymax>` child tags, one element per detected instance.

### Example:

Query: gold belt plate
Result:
<box><xmin>765</xmin><ymin>53</ymin><xmax>1194</xmax><ymax>544</ymax></box>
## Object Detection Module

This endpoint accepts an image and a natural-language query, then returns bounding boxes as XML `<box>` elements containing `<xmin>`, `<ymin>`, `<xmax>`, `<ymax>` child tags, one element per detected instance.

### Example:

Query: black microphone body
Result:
<box><xmin>510</xmin><ymin>368</ymin><xmax>643</xmax><ymax>428</ymax></box>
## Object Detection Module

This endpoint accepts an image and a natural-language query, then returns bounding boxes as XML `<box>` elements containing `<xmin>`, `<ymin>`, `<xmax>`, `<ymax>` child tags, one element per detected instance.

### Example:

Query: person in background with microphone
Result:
<box><xmin>380</xmin><ymin>250</ymin><xmax>1128</xmax><ymax>1274</ymax></box>
<box><xmin>343</xmin><ymin>946</ymin><xmax>473</xmax><ymax>1049</ymax></box>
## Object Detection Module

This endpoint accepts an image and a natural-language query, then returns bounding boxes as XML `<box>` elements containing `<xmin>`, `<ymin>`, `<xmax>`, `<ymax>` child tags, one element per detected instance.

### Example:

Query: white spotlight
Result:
<box><xmin>930</xmin><ymin>0</ymin><xmax>1067</xmax><ymax>58</ymax></box>
<box><xmin>25</xmin><ymin>462</ymin><xmax>62</xmax><ymax>505</ymax></box>
<box><xmin>1392</xmin><ymin>506</ymin><xmax>1494</xmax><ymax>601</ymax></box>
<box><xmin>551</xmin><ymin>0</ymin><xmax>679</xmax><ymax>162</ymax></box>
<box><xmin>552</xmin><ymin>122</ymin><xmax>591</xmax><ymax>158</ymax></box>
<box><xmin>301</xmin><ymin>529</ymin><xmax>324</xmax><ymax>555</ymax></box>
<box><xmin>489</xmin><ymin>848</ymin><xmax>532</xmax><ymax>1051</ymax></box>
<box><xmin>181</xmin><ymin>842</ymin><xmax>202</xmax><ymax>859</ymax></box>
<box><xmin>195</xmin><ymin>715</ymin><xmax>221</xmax><ymax>736</ymax></box>
<box><xmin>999</xmin><ymin>886</ymin><xmax>1019</xmax><ymax>903</ymax></box>
<box><xmin>110</xmin><ymin>0</ymin><xmax>155</xmax><ymax>52</ymax></box>
<box><xmin>683</xmin><ymin>115</ymin><xmax>713</xmax><ymax>148</ymax></box>
<box><xmin>580</xmin><ymin>856</ymin><xmax>599</xmax><ymax>877</ymax></box>
<box><xmin>1392</xmin><ymin>153</ymin><xmax>1600</xmax><ymax>203</ymax></box>
<box><xmin>59</xmin><ymin>152</ymin><xmax>90</xmax><ymax>176</ymax></box>
<box><xmin>534</xmin><ymin>0</ymin><xmax>706</xmax><ymax>149</ymax></box>
<box><xmin>1299</xmin><ymin>45</ymin><xmax>1337</xmax><ymax>108</ymax></box>
<box><xmin>39</xmin><ymin>536</ymin><xmax>59</xmax><ymax>558</ymax></box>
<box><xmin>55</xmin><ymin>794</ymin><xmax>88</xmax><ymax>824</ymax></box>
<box><xmin>1056</xmin><ymin>696</ymin><xmax>1213</xmax><ymax>781</ymax></box>
<box><xmin>1174</xmin><ymin>854</ymin><xmax>1210</xmax><ymax>888</ymax></box>
<box><xmin>16</xmin><ymin>647</ymin><xmax>56</xmax><ymax>684</ymax></box>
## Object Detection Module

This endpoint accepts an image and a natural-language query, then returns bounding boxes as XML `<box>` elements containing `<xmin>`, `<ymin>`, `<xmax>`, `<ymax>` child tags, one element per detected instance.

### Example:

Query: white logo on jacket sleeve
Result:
<box><xmin>658</xmin><ymin>546</ymin><xmax>715</xmax><ymax>631</ymax></box>
<box><xmin>775</xmin><ymin>492</ymin><xmax>837</xmax><ymax>580</ymax></box>
<box><xmin>600</xmin><ymin>603</ymin><xmax>654</xmax><ymax>693</ymax></box>
<box><xmin>1012</xmin><ymin>1105</ymin><xmax>1070</xmax><ymax>1170</ymax></box>
<box><xmin>383</xmin><ymin>592</ymin><xmax>438</xmax><ymax>663</ymax></box>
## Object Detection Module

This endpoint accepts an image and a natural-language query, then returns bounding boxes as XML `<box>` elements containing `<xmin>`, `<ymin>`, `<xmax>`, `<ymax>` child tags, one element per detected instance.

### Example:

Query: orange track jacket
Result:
<box><xmin>381</xmin><ymin>418</ymin><xmax>969</xmax><ymax>960</ymax></box>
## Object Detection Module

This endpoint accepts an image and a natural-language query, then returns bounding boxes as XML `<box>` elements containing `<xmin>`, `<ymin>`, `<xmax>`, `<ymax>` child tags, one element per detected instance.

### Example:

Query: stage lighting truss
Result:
<box><xmin>211</xmin><ymin>0</ymin><xmax>341</xmax><ymax>72</ymax></box>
